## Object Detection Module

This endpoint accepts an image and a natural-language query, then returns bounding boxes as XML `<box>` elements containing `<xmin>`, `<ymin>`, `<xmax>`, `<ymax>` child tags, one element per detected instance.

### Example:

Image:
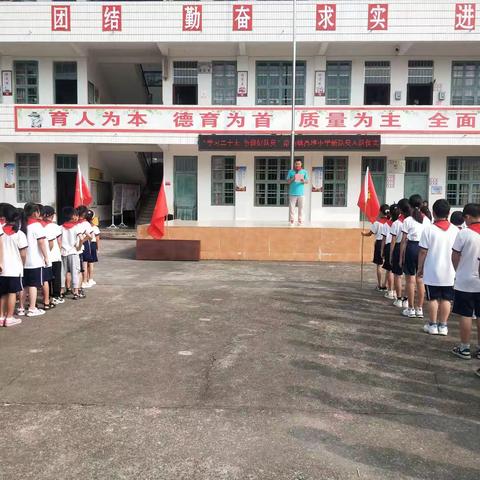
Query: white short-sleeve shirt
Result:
<box><xmin>402</xmin><ymin>215</ymin><xmax>431</xmax><ymax>242</ymax></box>
<box><xmin>370</xmin><ymin>221</ymin><xmax>384</xmax><ymax>241</ymax></box>
<box><xmin>44</xmin><ymin>222</ymin><xmax>62</xmax><ymax>263</ymax></box>
<box><xmin>25</xmin><ymin>220</ymin><xmax>47</xmax><ymax>269</ymax></box>
<box><xmin>390</xmin><ymin>218</ymin><xmax>404</xmax><ymax>244</ymax></box>
<box><xmin>419</xmin><ymin>222</ymin><xmax>459</xmax><ymax>286</ymax></box>
<box><xmin>452</xmin><ymin>226</ymin><xmax>480</xmax><ymax>293</ymax></box>
<box><xmin>382</xmin><ymin>221</ymin><xmax>393</xmax><ymax>244</ymax></box>
<box><xmin>92</xmin><ymin>225</ymin><xmax>100</xmax><ymax>243</ymax></box>
<box><xmin>1</xmin><ymin>227</ymin><xmax>28</xmax><ymax>277</ymax></box>
<box><xmin>61</xmin><ymin>222</ymin><xmax>81</xmax><ymax>256</ymax></box>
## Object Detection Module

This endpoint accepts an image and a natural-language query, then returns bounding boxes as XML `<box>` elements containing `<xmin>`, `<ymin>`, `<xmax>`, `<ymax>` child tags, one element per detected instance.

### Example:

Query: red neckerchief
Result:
<box><xmin>27</xmin><ymin>218</ymin><xmax>41</xmax><ymax>226</ymax></box>
<box><xmin>40</xmin><ymin>220</ymin><xmax>49</xmax><ymax>227</ymax></box>
<box><xmin>434</xmin><ymin>220</ymin><xmax>450</xmax><ymax>231</ymax></box>
<box><xmin>398</xmin><ymin>214</ymin><xmax>405</xmax><ymax>222</ymax></box>
<box><xmin>3</xmin><ymin>225</ymin><xmax>16</xmax><ymax>236</ymax></box>
<box><xmin>63</xmin><ymin>221</ymin><xmax>77</xmax><ymax>230</ymax></box>
<box><xmin>468</xmin><ymin>222</ymin><xmax>480</xmax><ymax>234</ymax></box>
<box><xmin>378</xmin><ymin>218</ymin><xmax>388</xmax><ymax>224</ymax></box>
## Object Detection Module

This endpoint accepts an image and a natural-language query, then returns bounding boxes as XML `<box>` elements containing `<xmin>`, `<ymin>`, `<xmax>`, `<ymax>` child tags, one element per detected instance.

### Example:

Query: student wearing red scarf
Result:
<box><xmin>450</xmin><ymin>203</ymin><xmax>480</xmax><ymax>365</ymax></box>
<box><xmin>417</xmin><ymin>200</ymin><xmax>459</xmax><ymax>336</ymax></box>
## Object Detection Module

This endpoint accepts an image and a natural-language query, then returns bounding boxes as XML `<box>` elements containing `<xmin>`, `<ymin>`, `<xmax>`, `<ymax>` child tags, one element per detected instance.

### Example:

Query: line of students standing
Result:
<box><xmin>363</xmin><ymin>195</ymin><xmax>480</xmax><ymax>379</ymax></box>
<box><xmin>0</xmin><ymin>202</ymin><xmax>100</xmax><ymax>328</ymax></box>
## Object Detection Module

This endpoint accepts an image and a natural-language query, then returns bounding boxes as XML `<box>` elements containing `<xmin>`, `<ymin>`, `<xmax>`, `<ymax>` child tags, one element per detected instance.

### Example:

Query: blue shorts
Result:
<box><xmin>391</xmin><ymin>243</ymin><xmax>402</xmax><ymax>276</ymax></box>
<box><xmin>403</xmin><ymin>241</ymin><xmax>419</xmax><ymax>276</ymax></box>
<box><xmin>382</xmin><ymin>243</ymin><xmax>392</xmax><ymax>271</ymax></box>
<box><xmin>453</xmin><ymin>290</ymin><xmax>480</xmax><ymax>318</ymax></box>
<box><xmin>0</xmin><ymin>276</ymin><xmax>24</xmax><ymax>295</ymax></box>
<box><xmin>425</xmin><ymin>285</ymin><xmax>455</xmax><ymax>302</ymax></box>
<box><xmin>373</xmin><ymin>239</ymin><xmax>383</xmax><ymax>265</ymax></box>
<box><xmin>42</xmin><ymin>266</ymin><xmax>53</xmax><ymax>282</ymax></box>
<box><xmin>89</xmin><ymin>242</ymin><xmax>98</xmax><ymax>263</ymax></box>
<box><xmin>23</xmin><ymin>267</ymin><xmax>43</xmax><ymax>288</ymax></box>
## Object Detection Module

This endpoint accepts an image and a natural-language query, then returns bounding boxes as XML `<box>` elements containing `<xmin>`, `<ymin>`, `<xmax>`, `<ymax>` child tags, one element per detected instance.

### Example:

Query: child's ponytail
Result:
<box><xmin>409</xmin><ymin>194</ymin><xmax>424</xmax><ymax>224</ymax></box>
<box><xmin>4</xmin><ymin>205</ymin><xmax>22</xmax><ymax>233</ymax></box>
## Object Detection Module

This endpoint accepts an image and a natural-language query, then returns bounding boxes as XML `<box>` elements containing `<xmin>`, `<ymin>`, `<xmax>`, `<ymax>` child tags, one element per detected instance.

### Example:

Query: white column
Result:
<box><xmin>77</xmin><ymin>57</ymin><xmax>89</xmax><ymax>104</ymax></box>
<box><xmin>390</xmin><ymin>56</ymin><xmax>408</xmax><ymax>106</ymax></box>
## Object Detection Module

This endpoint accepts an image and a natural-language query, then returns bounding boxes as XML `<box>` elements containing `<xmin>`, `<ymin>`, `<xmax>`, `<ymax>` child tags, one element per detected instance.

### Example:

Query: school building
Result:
<box><xmin>0</xmin><ymin>1</ymin><xmax>479</xmax><ymax>260</ymax></box>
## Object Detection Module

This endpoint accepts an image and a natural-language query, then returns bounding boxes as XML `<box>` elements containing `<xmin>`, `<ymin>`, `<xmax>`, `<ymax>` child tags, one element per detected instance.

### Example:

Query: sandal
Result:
<box><xmin>43</xmin><ymin>303</ymin><xmax>50</xmax><ymax>311</ymax></box>
<box><xmin>48</xmin><ymin>302</ymin><xmax>56</xmax><ymax>309</ymax></box>
<box><xmin>72</xmin><ymin>294</ymin><xmax>79</xmax><ymax>300</ymax></box>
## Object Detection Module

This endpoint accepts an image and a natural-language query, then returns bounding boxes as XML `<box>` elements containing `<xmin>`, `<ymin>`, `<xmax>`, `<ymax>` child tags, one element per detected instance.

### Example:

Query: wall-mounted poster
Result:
<box><xmin>314</xmin><ymin>70</ymin><xmax>325</xmax><ymax>97</ymax></box>
<box><xmin>235</xmin><ymin>166</ymin><xmax>247</xmax><ymax>191</ymax></box>
<box><xmin>311</xmin><ymin>166</ymin><xmax>323</xmax><ymax>192</ymax></box>
<box><xmin>237</xmin><ymin>71</ymin><xmax>248</xmax><ymax>97</ymax></box>
<box><xmin>2</xmin><ymin>71</ymin><xmax>12</xmax><ymax>96</ymax></box>
<box><xmin>4</xmin><ymin>163</ymin><xmax>15</xmax><ymax>188</ymax></box>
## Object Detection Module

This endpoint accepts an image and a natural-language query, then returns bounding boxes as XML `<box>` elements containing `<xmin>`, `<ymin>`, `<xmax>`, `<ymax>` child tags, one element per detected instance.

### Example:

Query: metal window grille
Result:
<box><xmin>451</xmin><ymin>61</ymin><xmax>480</xmax><ymax>105</ymax></box>
<box><xmin>447</xmin><ymin>157</ymin><xmax>480</xmax><ymax>206</ymax></box>
<box><xmin>211</xmin><ymin>156</ymin><xmax>236</xmax><ymax>205</ymax></box>
<box><xmin>364</xmin><ymin>61</ymin><xmax>390</xmax><ymax>84</ymax></box>
<box><xmin>212</xmin><ymin>61</ymin><xmax>237</xmax><ymax>106</ymax></box>
<box><xmin>405</xmin><ymin>157</ymin><xmax>429</xmax><ymax>174</ymax></box>
<box><xmin>254</xmin><ymin>157</ymin><xmax>291</xmax><ymax>206</ymax></box>
<box><xmin>54</xmin><ymin>62</ymin><xmax>77</xmax><ymax>80</ymax></box>
<box><xmin>55</xmin><ymin>154</ymin><xmax>78</xmax><ymax>172</ymax></box>
<box><xmin>256</xmin><ymin>61</ymin><xmax>306</xmax><ymax>106</ymax></box>
<box><xmin>16</xmin><ymin>153</ymin><xmax>40</xmax><ymax>203</ymax></box>
<box><xmin>173</xmin><ymin>61</ymin><xmax>198</xmax><ymax>85</ymax></box>
<box><xmin>408</xmin><ymin>60</ymin><xmax>434</xmax><ymax>85</ymax></box>
<box><xmin>326</xmin><ymin>61</ymin><xmax>351</xmax><ymax>105</ymax></box>
<box><xmin>362</xmin><ymin>156</ymin><xmax>386</xmax><ymax>173</ymax></box>
<box><xmin>14</xmin><ymin>61</ymin><xmax>38</xmax><ymax>104</ymax></box>
<box><xmin>323</xmin><ymin>157</ymin><xmax>348</xmax><ymax>207</ymax></box>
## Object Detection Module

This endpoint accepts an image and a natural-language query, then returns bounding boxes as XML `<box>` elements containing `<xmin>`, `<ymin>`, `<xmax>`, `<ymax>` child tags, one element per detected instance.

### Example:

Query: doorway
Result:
<box><xmin>404</xmin><ymin>157</ymin><xmax>429</xmax><ymax>202</ymax></box>
<box><xmin>55</xmin><ymin>154</ymin><xmax>78</xmax><ymax>224</ymax></box>
<box><xmin>174</xmin><ymin>156</ymin><xmax>197</xmax><ymax>220</ymax></box>
<box><xmin>361</xmin><ymin>157</ymin><xmax>386</xmax><ymax>220</ymax></box>
<box><xmin>54</xmin><ymin>62</ymin><xmax>78</xmax><ymax>104</ymax></box>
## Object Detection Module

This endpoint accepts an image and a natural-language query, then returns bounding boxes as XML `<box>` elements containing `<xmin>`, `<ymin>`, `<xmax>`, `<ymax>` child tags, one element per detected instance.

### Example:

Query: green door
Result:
<box><xmin>174</xmin><ymin>156</ymin><xmax>198</xmax><ymax>220</ymax></box>
<box><xmin>361</xmin><ymin>157</ymin><xmax>386</xmax><ymax>219</ymax></box>
<box><xmin>404</xmin><ymin>157</ymin><xmax>429</xmax><ymax>202</ymax></box>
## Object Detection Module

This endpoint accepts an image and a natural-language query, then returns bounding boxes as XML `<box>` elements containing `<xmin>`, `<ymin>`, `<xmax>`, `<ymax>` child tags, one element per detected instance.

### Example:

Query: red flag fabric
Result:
<box><xmin>74</xmin><ymin>165</ymin><xmax>93</xmax><ymax>208</ymax></box>
<box><xmin>148</xmin><ymin>181</ymin><xmax>169</xmax><ymax>239</ymax></box>
<box><xmin>357</xmin><ymin>167</ymin><xmax>380</xmax><ymax>223</ymax></box>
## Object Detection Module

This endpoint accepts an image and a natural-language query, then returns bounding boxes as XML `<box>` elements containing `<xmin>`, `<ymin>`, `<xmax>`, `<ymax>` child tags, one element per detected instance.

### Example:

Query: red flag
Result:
<box><xmin>357</xmin><ymin>167</ymin><xmax>380</xmax><ymax>223</ymax></box>
<box><xmin>148</xmin><ymin>181</ymin><xmax>169</xmax><ymax>239</ymax></box>
<box><xmin>74</xmin><ymin>165</ymin><xmax>92</xmax><ymax>208</ymax></box>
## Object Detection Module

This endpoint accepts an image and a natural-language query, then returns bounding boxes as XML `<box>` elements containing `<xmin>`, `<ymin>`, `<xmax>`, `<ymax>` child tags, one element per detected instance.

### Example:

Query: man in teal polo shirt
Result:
<box><xmin>287</xmin><ymin>159</ymin><xmax>309</xmax><ymax>226</ymax></box>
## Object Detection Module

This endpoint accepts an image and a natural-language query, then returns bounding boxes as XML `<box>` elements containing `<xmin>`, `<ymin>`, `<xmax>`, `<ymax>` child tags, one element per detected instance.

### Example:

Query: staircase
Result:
<box><xmin>137</xmin><ymin>189</ymin><xmax>159</xmax><ymax>225</ymax></box>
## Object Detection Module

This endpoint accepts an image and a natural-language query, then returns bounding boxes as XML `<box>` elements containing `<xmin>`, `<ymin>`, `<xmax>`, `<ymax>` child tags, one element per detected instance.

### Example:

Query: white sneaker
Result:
<box><xmin>415</xmin><ymin>307</ymin><xmax>424</xmax><ymax>318</ymax></box>
<box><xmin>402</xmin><ymin>307</ymin><xmax>416</xmax><ymax>318</ymax></box>
<box><xmin>393</xmin><ymin>298</ymin><xmax>403</xmax><ymax>308</ymax></box>
<box><xmin>402</xmin><ymin>299</ymin><xmax>409</xmax><ymax>309</ymax></box>
<box><xmin>82</xmin><ymin>282</ymin><xmax>92</xmax><ymax>289</ymax></box>
<box><xmin>438</xmin><ymin>324</ymin><xmax>448</xmax><ymax>336</ymax></box>
<box><xmin>17</xmin><ymin>308</ymin><xmax>25</xmax><ymax>316</ymax></box>
<box><xmin>26</xmin><ymin>308</ymin><xmax>45</xmax><ymax>317</ymax></box>
<box><xmin>428</xmin><ymin>323</ymin><xmax>439</xmax><ymax>335</ymax></box>
<box><xmin>3</xmin><ymin>317</ymin><xmax>22</xmax><ymax>327</ymax></box>
<box><xmin>384</xmin><ymin>291</ymin><xmax>395</xmax><ymax>300</ymax></box>
<box><xmin>88</xmin><ymin>279</ymin><xmax>96</xmax><ymax>286</ymax></box>
<box><xmin>423</xmin><ymin>322</ymin><xmax>430</xmax><ymax>333</ymax></box>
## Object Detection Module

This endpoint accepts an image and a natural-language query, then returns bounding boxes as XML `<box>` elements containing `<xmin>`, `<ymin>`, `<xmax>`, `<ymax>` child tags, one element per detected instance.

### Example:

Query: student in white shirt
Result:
<box><xmin>450</xmin><ymin>211</ymin><xmax>465</xmax><ymax>230</ymax></box>
<box><xmin>0</xmin><ymin>205</ymin><xmax>28</xmax><ymax>327</ymax></box>
<box><xmin>60</xmin><ymin>207</ymin><xmax>90</xmax><ymax>300</ymax></box>
<box><xmin>362</xmin><ymin>204</ymin><xmax>390</xmax><ymax>292</ymax></box>
<box><xmin>381</xmin><ymin>203</ymin><xmax>396</xmax><ymax>300</ymax></box>
<box><xmin>84</xmin><ymin>209</ymin><xmax>100</xmax><ymax>287</ymax></box>
<box><xmin>19</xmin><ymin>203</ymin><xmax>49</xmax><ymax>317</ymax></box>
<box><xmin>417</xmin><ymin>200</ymin><xmax>459</xmax><ymax>336</ymax></box>
<box><xmin>400</xmin><ymin>194</ymin><xmax>431</xmax><ymax>319</ymax></box>
<box><xmin>76</xmin><ymin>205</ymin><xmax>94</xmax><ymax>293</ymax></box>
<box><xmin>450</xmin><ymin>203</ymin><xmax>480</xmax><ymax>362</ymax></box>
<box><xmin>42</xmin><ymin>206</ymin><xmax>64</xmax><ymax>305</ymax></box>
<box><xmin>390</xmin><ymin>198</ymin><xmax>409</xmax><ymax>308</ymax></box>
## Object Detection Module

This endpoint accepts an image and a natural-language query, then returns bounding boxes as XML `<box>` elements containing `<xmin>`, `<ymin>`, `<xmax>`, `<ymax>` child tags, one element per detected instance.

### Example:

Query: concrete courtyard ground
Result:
<box><xmin>0</xmin><ymin>239</ymin><xmax>479</xmax><ymax>480</ymax></box>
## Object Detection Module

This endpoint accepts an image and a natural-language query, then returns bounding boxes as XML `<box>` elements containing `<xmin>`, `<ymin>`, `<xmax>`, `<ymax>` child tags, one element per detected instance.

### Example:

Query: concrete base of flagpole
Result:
<box><xmin>136</xmin><ymin>239</ymin><xmax>200</xmax><ymax>261</ymax></box>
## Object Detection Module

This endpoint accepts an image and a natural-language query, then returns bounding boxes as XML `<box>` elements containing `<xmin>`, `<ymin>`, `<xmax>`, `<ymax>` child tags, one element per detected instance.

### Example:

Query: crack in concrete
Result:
<box><xmin>198</xmin><ymin>352</ymin><xmax>217</xmax><ymax>402</ymax></box>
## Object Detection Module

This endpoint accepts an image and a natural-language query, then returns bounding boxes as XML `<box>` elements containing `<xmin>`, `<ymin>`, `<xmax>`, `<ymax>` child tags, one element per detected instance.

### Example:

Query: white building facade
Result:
<box><xmin>0</xmin><ymin>0</ymin><xmax>479</xmax><ymax>228</ymax></box>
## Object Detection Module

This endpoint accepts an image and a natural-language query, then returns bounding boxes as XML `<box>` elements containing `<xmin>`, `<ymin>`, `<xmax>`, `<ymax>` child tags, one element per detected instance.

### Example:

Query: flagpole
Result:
<box><xmin>290</xmin><ymin>0</ymin><xmax>297</xmax><ymax>169</ymax></box>
<box><xmin>360</xmin><ymin>167</ymin><xmax>369</xmax><ymax>289</ymax></box>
